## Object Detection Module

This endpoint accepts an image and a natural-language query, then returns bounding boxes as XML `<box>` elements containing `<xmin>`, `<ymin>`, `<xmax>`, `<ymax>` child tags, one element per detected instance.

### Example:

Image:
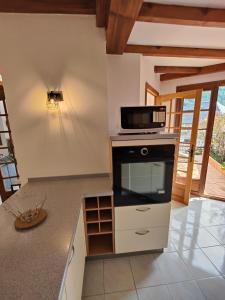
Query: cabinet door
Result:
<box><xmin>65</xmin><ymin>208</ymin><xmax>86</xmax><ymax>300</ymax></box>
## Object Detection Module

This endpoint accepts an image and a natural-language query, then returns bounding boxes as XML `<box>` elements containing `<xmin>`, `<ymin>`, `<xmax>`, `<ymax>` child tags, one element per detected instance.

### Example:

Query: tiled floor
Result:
<box><xmin>82</xmin><ymin>198</ymin><xmax>225</xmax><ymax>300</ymax></box>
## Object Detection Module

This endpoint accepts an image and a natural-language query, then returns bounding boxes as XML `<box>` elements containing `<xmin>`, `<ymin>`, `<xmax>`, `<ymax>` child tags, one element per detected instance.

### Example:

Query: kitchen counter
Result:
<box><xmin>0</xmin><ymin>174</ymin><xmax>112</xmax><ymax>300</ymax></box>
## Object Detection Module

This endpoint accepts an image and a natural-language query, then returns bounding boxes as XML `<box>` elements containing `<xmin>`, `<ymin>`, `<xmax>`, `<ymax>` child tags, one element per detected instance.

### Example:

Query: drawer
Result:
<box><xmin>115</xmin><ymin>227</ymin><xmax>169</xmax><ymax>254</ymax></box>
<box><xmin>115</xmin><ymin>203</ymin><xmax>171</xmax><ymax>230</ymax></box>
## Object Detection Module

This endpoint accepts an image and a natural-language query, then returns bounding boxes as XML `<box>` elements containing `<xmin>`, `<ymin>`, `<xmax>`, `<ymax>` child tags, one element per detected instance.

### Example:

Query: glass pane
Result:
<box><xmin>194</xmin><ymin>147</ymin><xmax>204</xmax><ymax>163</ymax></box>
<box><xmin>179</xmin><ymin>144</ymin><xmax>190</xmax><ymax>157</ymax></box>
<box><xmin>177</xmin><ymin>162</ymin><xmax>188</xmax><ymax>173</ymax></box>
<box><xmin>181</xmin><ymin>112</ymin><xmax>193</xmax><ymax>127</ymax></box>
<box><xmin>0</xmin><ymin>148</ymin><xmax>10</xmax><ymax>157</ymax></box>
<box><xmin>183</xmin><ymin>98</ymin><xmax>195</xmax><ymax>111</ymax></box>
<box><xmin>0</xmin><ymin>132</ymin><xmax>10</xmax><ymax>146</ymax></box>
<box><xmin>0</xmin><ymin>163</ymin><xmax>17</xmax><ymax>177</ymax></box>
<box><xmin>3</xmin><ymin>177</ymin><xmax>17</xmax><ymax>191</ymax></box>
<box><xmin>165</xmin><ymin>114</ymin><xmax>169</xmax><ymax>127</ymax></box>
<box><xmin>196</xmin><ymin>130</ymin><xmax>206</xmax><ymax>147</ymax></box>
<box><xmin>210</xmin><ymin>86</ymin><xmax>225</xmax><ymax>164</ymax></box>
<box><xmin>121</xmin><ymin>162</ymin><xmax>165</xmax><ymax>194</ymax></box>
<box><xmin>201</xmin><ymin>90</ymin><xmax>211</xmax><ymax>109</ymax></box>
<box><xmin>0</xmin><ymin>116</ymin><xmax>9</xmax><ymax>131</ymax></box>
<box><xmin>178</xmin><ymin>156</ymin><xmax>188</xmax><ymax>163</ymax></box>
<box><xmin>0</xmin><ymin>100</ymin><xmax>5</xmax><ymax>114</ymax></box>
<box><xmin>180</xmin><ymin>129</ymin><xmax>191</xmax><ymax>143</ymax></box>
<box><xmin>199</xmin><ymin>111</ymin><xmax>208</xmax><ymax>129</ymax></box>
<box><xmin>192</xmin><ymin>164</ymin><xmax>202</xmax><ymax>180</ymax></box>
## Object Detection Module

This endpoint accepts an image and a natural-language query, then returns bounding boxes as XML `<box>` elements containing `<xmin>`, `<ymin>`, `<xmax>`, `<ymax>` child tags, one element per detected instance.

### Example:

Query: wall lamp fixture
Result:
<box><xmin>47</xmin><ymin>91</ymin><xmax>63</xmax><ymax>110</ymax></box>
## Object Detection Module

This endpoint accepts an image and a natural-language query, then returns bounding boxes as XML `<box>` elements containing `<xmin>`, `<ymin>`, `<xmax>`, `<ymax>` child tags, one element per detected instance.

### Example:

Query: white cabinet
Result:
<box><xmin>61</xmin><ymin>208</ymin><xmax>86</xmax><ymax>300</ymax></box>
<box><xmin>115</xmin><ymin>203</ymin><xmax>171</xmax><ymax>254</ymax></box>
<box><xmin>115</xmin><ymin>203</ymin><xmax>171</xmax><ymax>230</ymax></box>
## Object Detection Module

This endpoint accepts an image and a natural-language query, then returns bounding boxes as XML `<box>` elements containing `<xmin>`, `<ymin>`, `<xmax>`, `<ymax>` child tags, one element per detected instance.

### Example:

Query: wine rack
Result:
<box><xmin>83</xmin><ymin>194</ymin><xmax>114</xmax><ymax>256</ymax></box>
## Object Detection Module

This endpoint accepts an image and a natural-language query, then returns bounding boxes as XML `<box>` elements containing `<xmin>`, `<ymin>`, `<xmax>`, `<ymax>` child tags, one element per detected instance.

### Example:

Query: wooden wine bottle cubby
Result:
<box><xmin>83</xmin><ymin>194</ymin><xmax>114</xmax><ymax>256</ymax></box>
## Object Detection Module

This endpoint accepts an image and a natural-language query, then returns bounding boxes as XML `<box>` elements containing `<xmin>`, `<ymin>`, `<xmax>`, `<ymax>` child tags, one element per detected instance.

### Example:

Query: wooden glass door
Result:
<box><xmin>156</xmin><ymin>89</ymin><xmax>202</xmax><ymax>205</ymax></box>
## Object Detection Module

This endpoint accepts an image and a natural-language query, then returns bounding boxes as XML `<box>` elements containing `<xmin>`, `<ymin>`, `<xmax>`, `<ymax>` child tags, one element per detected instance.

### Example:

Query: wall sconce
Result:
<box><xmin>47</xmin><ymin>91</ymin><xmax>63</xmax><ymax>110</ymax></box>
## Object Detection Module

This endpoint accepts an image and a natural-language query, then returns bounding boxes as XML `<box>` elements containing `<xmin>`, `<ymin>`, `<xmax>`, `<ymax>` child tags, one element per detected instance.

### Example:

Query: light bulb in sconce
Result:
<box><xmin>47</xmin><ymin>91</ymin><xmax>63</xmax><ymax>110</ymax></box>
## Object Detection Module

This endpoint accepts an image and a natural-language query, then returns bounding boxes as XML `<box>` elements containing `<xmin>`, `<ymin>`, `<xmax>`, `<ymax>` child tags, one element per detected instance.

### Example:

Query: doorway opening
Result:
<box><xmin>0</xmin><ymin>79</ymin><xmax>20</xmax><ymax>203</ymax></box>
<box><xmin>177</xmin><ymin>80</ymin><xmax>225</xmax><ymax>201</ymax></box>
<box><xmin>204</xmin><ymin>86</ymin><xmax>225</xmax><ymax>199</ymax></box>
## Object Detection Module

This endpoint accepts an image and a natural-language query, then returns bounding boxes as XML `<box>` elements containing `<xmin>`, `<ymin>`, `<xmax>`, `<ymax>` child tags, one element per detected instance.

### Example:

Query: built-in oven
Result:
<box><xmin>113</xmin><ymin>144</ymin><xmax>175</xmax><ymax>207</ymax></box>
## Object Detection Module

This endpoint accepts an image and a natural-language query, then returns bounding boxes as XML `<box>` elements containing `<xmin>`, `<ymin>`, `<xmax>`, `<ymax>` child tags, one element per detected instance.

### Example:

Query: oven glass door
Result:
<box><xmin>113</xmin><ymin>156</ymin><xmax>174</xmax><ymax>206</ymax></box>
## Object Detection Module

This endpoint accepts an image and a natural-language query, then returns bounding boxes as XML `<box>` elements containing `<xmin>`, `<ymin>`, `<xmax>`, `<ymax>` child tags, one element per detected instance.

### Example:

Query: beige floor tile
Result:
<box><xmin>202</xmin><ymin>246</ymin><xmax>225</xmax><ymax>274</ymax></box>
<box><xmin>137</xmin><ymin>285</ymin><xmax>172</xmax><ymax>300</ymax></box>
<box><xmin>105</xmin><ymin>290</ymin><xmax>138</xmax><ymax>300</ymax></box>
<box><xmin>168</xmin><ymin>281</ymin><xmax>205</xmax><ymax>300</ymax></box>
<box><xmin>104</xmin><ymin>258</ymin><xmax>135</xmax><ymax>293</ymax></box>
<box><xmin>179</xmin><ymin>248</ymin><xmax>220</xmax><ymax>279</ymax></box>
<box><xmin>197</xmin><ymin>276</ymin><xmax>225</xmax><ymax>300</ymax></box>
<box><xmin>130</xmin><ymin>254</ymin><xmax>165</xmax><ymax>288</ymax></box>
<box><xmin>83</xmin><ymin>260</ymin><xmax>104</xmax><ymax>297</ymax></box>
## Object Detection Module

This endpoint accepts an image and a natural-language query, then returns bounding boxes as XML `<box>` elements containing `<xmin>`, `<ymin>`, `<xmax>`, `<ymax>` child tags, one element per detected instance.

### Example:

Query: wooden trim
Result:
<box><xmin>0</xmin><ymin>0</ymin><xmax>96</xmax><ymax>14</ymax></box>
<box><xmin>177</xmin><ymin>79</ymin><xmax>225</xmax><ymax>92</ymax></box>
<box><xmin>160</xmin><ymin>73</ymin><xmax>193</xmax><ymax>81</ymax></box>
<box><xmin>96</xmin><ymin>0</ymin><xmax>110</xmax><ymax>28</ymax></box>
<box><xmin>125</xmin><ymin>45</ymin><xmax>225</xmax><ymax>59</ymax></box>
<box><xmin>183</xmin><ymin>89</ymin><xmax>202</xmax><ymax>204</ymax></box>
<box><xmin>106</xmin><ymin>0</ymin><xmax>143</xmax><ymax>54</ymax></box>
<box><xmin>156</xmin><ymin>90</ymin><xmax>199</xmax><ymax>102</ymax></box>
<box><xmin>154</xmin><ymin>66</ymin><xmax>200</xmax><ymax>74</ymax></box>
<box><xmin>145</xmin><ymin>82</ymin><xmax>159</xmax><ymax>105</ymax></box>
<box><xmin>160</xmin><ymin>63</ymin><xmax>225</xmax><ymax>81</ymax></box>
<box><xmin>137</xmin><ymin>2</ymin><xmax>225</xmax><ymax>28</ymax></box>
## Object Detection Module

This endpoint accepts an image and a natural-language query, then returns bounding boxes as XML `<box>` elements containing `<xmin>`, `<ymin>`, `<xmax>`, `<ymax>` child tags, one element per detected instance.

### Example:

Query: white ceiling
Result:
<box><xmin>144</xmin><ymin>0</ymin><xmax>225</xmax><ymax>9</ymax></box>
<box><xmin>128</xmin><ymin>1</ymin><xmax>225</xmax><ymax>66</ymax></box>
<box><xmin>129</xmin><ymin>22</ymin><xmax>225</xmax><ymax>50</ymax></box>
<box><xmin>142</xmin><ymin>56</ymin><xmax>225</xmax><ymax>67</ymax></box>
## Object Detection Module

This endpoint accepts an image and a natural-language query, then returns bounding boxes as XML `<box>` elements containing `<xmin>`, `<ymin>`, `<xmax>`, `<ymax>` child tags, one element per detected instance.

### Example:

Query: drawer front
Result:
<box><xmin>115</xmin><ymin>227</ymin><xmax>169</xmax><ymax>254</ymax></box>
<box><xmin>115</xmin><ymin>203</ymin><xmax>171</xmax><ymax>230</ymax></box>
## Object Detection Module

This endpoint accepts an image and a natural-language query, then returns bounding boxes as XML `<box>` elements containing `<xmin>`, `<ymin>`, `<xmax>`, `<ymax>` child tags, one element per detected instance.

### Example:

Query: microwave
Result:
<box><xmin>120</xmin><ymin>106</ymin><xmax>166</xmax><ymax>134</ymax></box>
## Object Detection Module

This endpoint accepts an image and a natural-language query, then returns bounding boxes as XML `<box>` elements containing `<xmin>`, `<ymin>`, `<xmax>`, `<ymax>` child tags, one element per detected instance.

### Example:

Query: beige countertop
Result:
<box><xmin>0</xmin><ymin>174</ymin><xmax>112</xmax><ymax>300</ymax></box>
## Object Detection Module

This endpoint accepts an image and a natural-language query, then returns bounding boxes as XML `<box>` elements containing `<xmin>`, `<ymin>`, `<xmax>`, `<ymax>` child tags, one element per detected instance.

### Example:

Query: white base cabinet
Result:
<box><xmin>61</xmin><ymin>208</ymin><xmax>86</xmax><ymax>300</ymax></box>
<box><xmin>115</xmin><ymin>203</ymin><xmax>171</xmax><ymax>254</ymax></box>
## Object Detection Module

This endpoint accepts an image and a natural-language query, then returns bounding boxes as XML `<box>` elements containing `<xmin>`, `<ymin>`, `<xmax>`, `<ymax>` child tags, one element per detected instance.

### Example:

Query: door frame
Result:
<box><xmin>177</xmin><ymin>79</ymin><xmax>225</xmax><ymax>199</ymax></box>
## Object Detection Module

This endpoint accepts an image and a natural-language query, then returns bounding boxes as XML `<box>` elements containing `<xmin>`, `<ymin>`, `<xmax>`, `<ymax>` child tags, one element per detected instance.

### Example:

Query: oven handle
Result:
<box><xmin>136</xmin><ymin>207</ymin><xmax>151</xmax><ymax>212</ymax></box>
<box><xmin>135</xmin><ymin>230</ymin><xmax>150</xmax><ymax>235</ymax></box>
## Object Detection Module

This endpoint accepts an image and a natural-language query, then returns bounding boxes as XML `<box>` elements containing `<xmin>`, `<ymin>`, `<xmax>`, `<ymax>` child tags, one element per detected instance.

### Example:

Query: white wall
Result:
<box><xmin>107</xmin><ymin>53</ymin><xmax>141</xmax><ymax>135</ymax></box>
<box><xmin>0</xmin><ymin>14</ymin><xmax>109</xmax><ymax>183</ymax></box>
<box><xmin>140</xmin><ymin>57</ymin><xmax>160</xmax><ymax>105</ymax></box>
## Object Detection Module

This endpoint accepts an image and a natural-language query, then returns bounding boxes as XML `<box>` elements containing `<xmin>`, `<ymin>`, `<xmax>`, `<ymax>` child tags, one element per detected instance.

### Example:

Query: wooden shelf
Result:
<box><xmin>100</xmin><ymin>209</ymin><xmax>112</xmax><ymax>221</ymax></box>
<box><xmin>99</xmin><ymin>196</ymin><xmax>112</xmax><ymax>208</ymax></box>
<box><xmin>86</xmin><ymin>210</ymin><xmax>98</xmax><ymax>223</ymax></box>
<box><xmin>100</xmin><ymin>221</ymin><xmax>112</xmax><ymax>233</ymax></box>
<box><xmin>88</xmin><ymin>234</ymin><xmax>113</xmax><ymax>256</ymax></box>
<box><xmin>85</xmin><ymin>197</ymin><xmax>98</xmax><ymax>210</ymax></box>
<box><xmin>83</xmin><ymin>194</ymin><xmax>114</xmax><ymax>256</ymax></box>
<box><xmin>87</xmin><ymin>223</ymin><xmax>99</xmax><ymax>235</ymax></box>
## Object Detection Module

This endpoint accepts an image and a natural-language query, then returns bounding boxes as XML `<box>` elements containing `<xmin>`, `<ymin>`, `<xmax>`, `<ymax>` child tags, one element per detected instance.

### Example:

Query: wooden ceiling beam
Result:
<box><xmin>154</xmin><ymin>66</ymin><xmax>200</xmax><ymax>74</ymax></box>
<box><xmin>125</xmin><ymin>45</ymin><xmax>225</xmax><ymax>59</ymax></box>
<box><xmin>0</xmin><ymin>0</ymin><xmax>96</xmax><ymax>14</ymax></box>
<box><xmin>96</xmin><ymin>0</ymin><xmax>110</xmax><ymax>28</ymax></box>
<box><xmin>106</xmin><ymin>0</ymin><xmax>143</xmax><ymax>54</ymax></box>
<box><xmin>160</xmin><ymin>62</ymin><xmax>225</xmax><ymax>81</ymax></box>
<box><xmin>137</xmin><ymin>2</ymin><xmax>225</xmax><ymax>28</ymax></box>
